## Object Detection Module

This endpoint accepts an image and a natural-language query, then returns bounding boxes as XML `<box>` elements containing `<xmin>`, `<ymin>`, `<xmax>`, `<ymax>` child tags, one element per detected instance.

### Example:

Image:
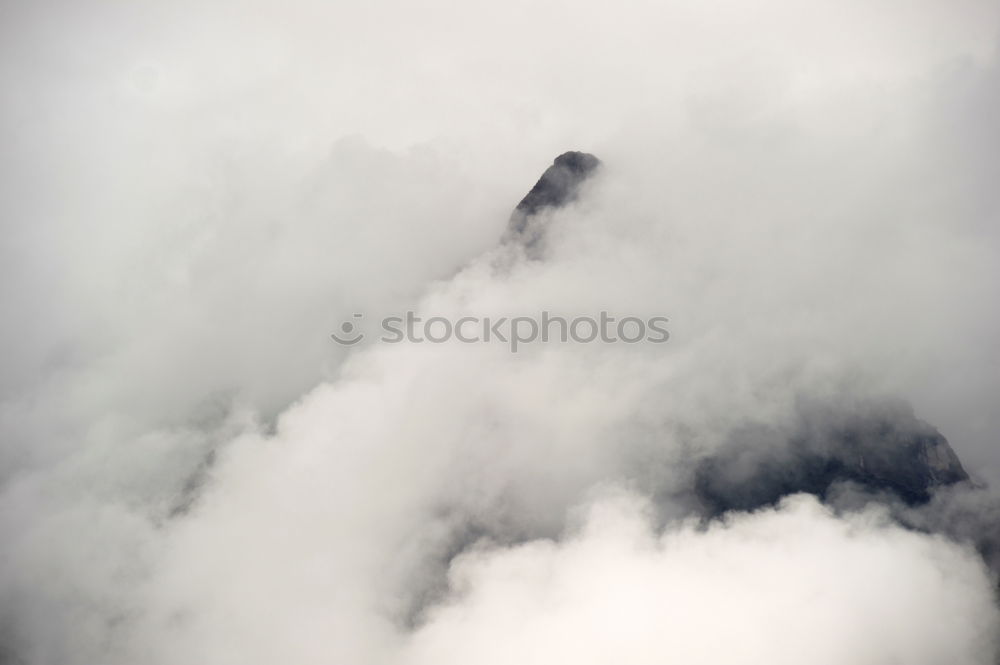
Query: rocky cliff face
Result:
<box><xmin>694</xmin><ymin>400</ymin><xmax>970</xmax><ymax>516</ymax></box>
<box><xmin>504</xmin><ymin>151</ymin><xmax>602</xmax><ymax>255</ymax></box>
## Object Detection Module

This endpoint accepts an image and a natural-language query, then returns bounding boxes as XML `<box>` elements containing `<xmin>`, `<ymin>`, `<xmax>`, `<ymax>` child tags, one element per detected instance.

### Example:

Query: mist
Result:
<box><xmin>2</xmin><ymin>1</ymin><xmax>999</xmax><ymax>663</ymax></box>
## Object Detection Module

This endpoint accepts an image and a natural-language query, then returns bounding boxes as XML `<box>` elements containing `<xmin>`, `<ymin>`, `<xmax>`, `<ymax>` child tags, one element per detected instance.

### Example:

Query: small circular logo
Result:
<box><xmin>331</xmin><ymin>313</ymin><xmax>365</xmax><ymax>345</ymax></box>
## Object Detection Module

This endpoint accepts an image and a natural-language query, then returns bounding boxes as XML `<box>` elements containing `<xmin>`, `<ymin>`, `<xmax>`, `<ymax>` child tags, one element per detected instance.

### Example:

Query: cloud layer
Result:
<box><xmin>1</xmin><ymin>1</ymin><xmax>999</xmax><ymax>663</ymax></box>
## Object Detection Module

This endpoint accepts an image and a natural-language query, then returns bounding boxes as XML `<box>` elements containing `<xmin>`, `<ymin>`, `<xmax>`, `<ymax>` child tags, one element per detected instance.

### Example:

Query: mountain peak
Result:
<box><xmin>504</xmin><ymin>151</ymin><xmax>602</xmax><ymax>254</ymax></box>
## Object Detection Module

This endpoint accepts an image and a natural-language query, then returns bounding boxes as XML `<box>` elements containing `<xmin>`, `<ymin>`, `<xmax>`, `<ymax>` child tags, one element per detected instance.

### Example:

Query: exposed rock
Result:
<box><xmin>504</xmin><ymin>151</ymin><xmax>601</xmax><ymax>255</ymax></box>
<box><xmin>694</xmin><ymin>400</ymin><xmax>970</xmax><ymax>516</ymax></box>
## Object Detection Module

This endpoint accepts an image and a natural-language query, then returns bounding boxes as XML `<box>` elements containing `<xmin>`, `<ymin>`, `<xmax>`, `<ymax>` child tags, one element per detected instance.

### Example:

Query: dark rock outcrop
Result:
<box><xmin>694</xmin><ymin>400</ymin><xmax>970</xmax><ymax>516</ymax></box>
<box><xmin>504</xmin><ymin>151</ymin><xmax>601</xmax><ymax>254</ymax></box>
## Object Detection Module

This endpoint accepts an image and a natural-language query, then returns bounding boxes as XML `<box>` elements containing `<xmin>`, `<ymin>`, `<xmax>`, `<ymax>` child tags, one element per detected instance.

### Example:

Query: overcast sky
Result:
<box><xmin>2</xmin><ymin>1</ymin><xmax>999</xmax><ymax>663</ymax></box>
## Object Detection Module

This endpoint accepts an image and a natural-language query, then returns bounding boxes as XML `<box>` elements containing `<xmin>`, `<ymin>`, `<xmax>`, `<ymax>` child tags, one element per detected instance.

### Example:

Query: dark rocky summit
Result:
<box><xmin>511</xmin><ymin>151</ymin><xmax>602</xmax><ymax>218</ymax></box>
<box><xmin>504</xmin><ymin>151</ymin><xmax>602</xmax><ymax>254</ymax></box>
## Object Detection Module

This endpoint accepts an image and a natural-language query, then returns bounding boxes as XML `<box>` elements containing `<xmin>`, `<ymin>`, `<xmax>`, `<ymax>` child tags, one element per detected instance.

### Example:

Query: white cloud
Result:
<box><xmin>1</xmin><ymin>0</ymin><xmax>999</xmax><ymax>663</ymax></box>
<box><xmin>405</xmin><ymin>492</ymin><xmax>999</xmax><ymax>665</ymax></box>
